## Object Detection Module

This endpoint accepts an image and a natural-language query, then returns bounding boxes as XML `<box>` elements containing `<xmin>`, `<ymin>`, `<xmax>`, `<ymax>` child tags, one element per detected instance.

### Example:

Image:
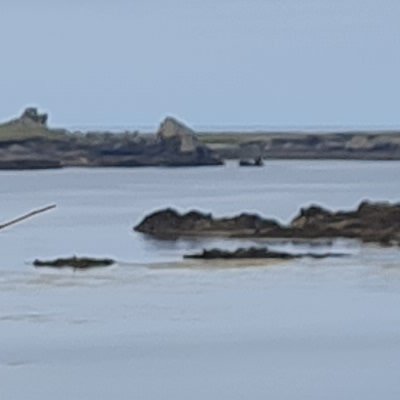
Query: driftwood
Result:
<box><xmin>0</xmin><ymin>204</ymin><xmax>56</xmax><ymax>230</ymax></box>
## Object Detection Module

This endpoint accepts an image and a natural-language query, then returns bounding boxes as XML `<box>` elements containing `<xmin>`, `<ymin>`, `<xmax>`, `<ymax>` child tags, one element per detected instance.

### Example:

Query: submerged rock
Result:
<box><xmin>33</xmin><ymin>256</ymin><xmax>115</xmax><ymax>269</ymax></box>
<box><xmin>184</xmin><ymin>247</ymin><xmax>347</xmax><ymax>260</ymax></box>
<box><xmin>134</xmin><ymin>201</ymin><xmax>400</xmax><ymax>246</ymax></box>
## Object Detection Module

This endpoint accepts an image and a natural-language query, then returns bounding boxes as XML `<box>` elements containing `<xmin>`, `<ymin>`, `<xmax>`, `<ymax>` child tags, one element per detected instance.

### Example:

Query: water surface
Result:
<box><xmin>1</xmin><ymin>161</ymin><xmax>400</xmax><ymax>399</ymax></box>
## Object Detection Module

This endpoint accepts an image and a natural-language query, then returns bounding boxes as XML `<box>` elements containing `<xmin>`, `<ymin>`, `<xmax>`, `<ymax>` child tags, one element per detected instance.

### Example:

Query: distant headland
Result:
<box><xmin>0</xmin><ymin>108</ymin><xmax>222</xmax><ymax>169</ymax></box>
<box><xmin>0</xmin><ymin>107</ymin><xmax>399</xmax><ymax>169</ymax></box>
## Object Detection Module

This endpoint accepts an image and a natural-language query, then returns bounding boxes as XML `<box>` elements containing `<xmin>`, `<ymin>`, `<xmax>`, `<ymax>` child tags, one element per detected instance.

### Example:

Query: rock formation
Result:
<box><xmin>33</xmin><ymin>256</ymin><xmax>115</xmax><ymax>269</ymax></box>
<box><xmin>184</xmin><ymin>247</ymin><xmax>347</xmax><ymax>260</ymax></box>
<box><xmin>199</xmin><ymin>131</ymin><xmax>400</xmax><ymax>160</ymax></box>
<box><xmin>157</xmin><ymin>117</ymin><xmax>198</xmax><ymax>153</ymax></box>
<box><xmin>134</xmin><ymin>208</ymin><xmax>281</xmax><ymax>238</ymax></box>
<box><xmin>154</xmin><ymin>116</ymin><xmax>223</xmax><ymax>166</ymax></box>
<box><xmin>0</xmin><ymin>107</ymin><xmax>65</xmax><ymax>169</ymax></box>
<box><xmin>0</xmin><ymin>110</ymin><xmax>222</xmax><ymax>169</ymax></box>
<box><xmin>18</xmin><ymin>107</ymin><xmax>48</xmax><ymax>126</ymax></box>
<box><xmin>5</xmin><ymin>107</ymin><xmax>49</xmax><ymax>128</ymax></box>
<box><xmin>134</xmin><ymin>201</ymin><xmax>400</xmax><ymax>246</ymax></box>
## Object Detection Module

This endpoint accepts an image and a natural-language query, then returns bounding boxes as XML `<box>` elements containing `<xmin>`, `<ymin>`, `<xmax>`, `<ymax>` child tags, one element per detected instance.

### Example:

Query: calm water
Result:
<box><xmin>1</xmin><ymin>161</ymin><xmax>400</xmax><ymax>399</ymax></box>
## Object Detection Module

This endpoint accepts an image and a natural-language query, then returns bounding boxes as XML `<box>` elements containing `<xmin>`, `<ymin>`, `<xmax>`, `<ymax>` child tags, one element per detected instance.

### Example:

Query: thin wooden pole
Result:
<box><xmin>0</xmin><ymin>204</ymin><xmax>56</xmax><ymax>230</ymax></box>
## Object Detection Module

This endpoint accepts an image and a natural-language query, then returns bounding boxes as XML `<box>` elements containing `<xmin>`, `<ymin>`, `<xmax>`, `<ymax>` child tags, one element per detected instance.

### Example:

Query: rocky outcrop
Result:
<box><xmin>91</xmin><ymin>118</ymin><xmax>223</xmax><ymax>167</ymax></box>
<box><xmin>6</xmin><ymin>107</ymin><xmax>48</xmax><ymax>128</ymax></box>
<box><xmin>198</xmin><ymin>132</ymin><xmax>400</xmax><ymax>160</ymax></box>
<box><xmin>184</xmin><ymin>247</ymin><xmax>347</xmax><ymax>260</ymax></box>
<box><xmin>134</xmin><ymin>201</ymin><xmax>400</xmax><ymax>246</ymax></box>
<box><xmin>154</xmin><ymin>117</ymin><xmax>223</xmax><ymax>166</ymax></box>
<box><xmin>288</xmin><ymin>201</ymin><xmax>400</xmax><ymax>245</ymax></box>
<box><xmin>134</xmin><ymin>208</ymin><xmax>282</xmax><ymax>238</ymax></box>
<box><xmin>4</xmin><ymin>107</ymin><xmax>400</xmax><ymax>168</ymax></box>
<box><xmin>18</xmin><ymin>107</ymin><xmax>48</xmax><ymax>126</ymax></box>
<box><xmin>0</xmin><ymin>111</ymin><xmax>222</xmax><ymax>169</ymax></box>
<box><xmin>157</xmin><ymin>117</ymin><xmax>198</xmax><ymax>153</ymax></box>
<box><xmin>33</xmin><ymin>256</ymin><xmax>115</xmax><ymax>269</ymax></box>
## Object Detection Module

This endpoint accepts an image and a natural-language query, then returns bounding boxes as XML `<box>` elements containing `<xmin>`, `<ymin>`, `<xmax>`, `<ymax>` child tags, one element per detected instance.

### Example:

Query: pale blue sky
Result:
<box><xmin>0</xmin><ymin>0</ymin><xmax>399</xmax><ymax>129</ymax></box>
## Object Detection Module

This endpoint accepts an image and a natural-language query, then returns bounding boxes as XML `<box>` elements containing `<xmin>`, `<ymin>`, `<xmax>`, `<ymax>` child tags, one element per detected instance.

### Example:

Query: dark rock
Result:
<box><xmin>289</xmin><ymin>201</ymin><xmax>400</xmax><ymax>244</ymax></box>
<box><xmin>239</xmin><ymin>156</ymin><xmax>264</xmax><ymax>167</ymax></box>
<box><xmin>134</xmin><ymin>209</ymin><xmax>281</xmax><ymax>238</ymax></box>
<box><xmin>33</xmin><ymin>256</ymin><xmax>115</xmax><ymax>269</ymax></box>
<box><xmin>184</xmin><ymin>247</ymin><xmax>347</xmax><ymax>260</ymax></box>
<box><xmin>134</xmin><ymin>201</ymin><xmax>400</xmax><ymax>246</ymax></box>
<box><xmin>0</xmin><ymin>158</ymin><xmax>62</xmax><ymax>170</ymax></box>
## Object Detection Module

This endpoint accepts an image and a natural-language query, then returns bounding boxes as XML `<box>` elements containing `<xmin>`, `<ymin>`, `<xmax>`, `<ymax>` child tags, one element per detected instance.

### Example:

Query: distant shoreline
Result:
<box><xmin>1</xmin><ymin>108</ymin><xmax>400</xmax><ymax>169</ymax></box>
<box><xmin>197</xmin><ymin>131</ymin><xmax>400</xmax><ymax>160</ymax></box>
<box><xmin>58</xmin><ymin>124</ymin><xmax>400</xmax><ymax>135</ymax></box>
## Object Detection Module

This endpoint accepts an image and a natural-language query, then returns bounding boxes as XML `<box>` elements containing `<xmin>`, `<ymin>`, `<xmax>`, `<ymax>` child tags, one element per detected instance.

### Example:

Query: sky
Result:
<box><xmin>0</xmin><ymin>0</ymin><xmax>399</xmax><ymax>129</ymax></box>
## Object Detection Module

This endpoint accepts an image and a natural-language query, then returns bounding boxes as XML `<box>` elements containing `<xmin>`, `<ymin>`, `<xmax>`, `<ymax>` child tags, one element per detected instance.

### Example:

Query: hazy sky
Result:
<box><xmin>0</xmin><ymin>0</ymin><xmax>399</xmax><ymax>128</ymax></box>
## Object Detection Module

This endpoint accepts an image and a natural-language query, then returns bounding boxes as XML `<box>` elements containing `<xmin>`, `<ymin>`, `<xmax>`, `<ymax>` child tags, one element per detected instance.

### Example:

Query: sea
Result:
<box><xmin>1</xmin><ymin>160</ymin><xmax>400</xmax><ymax>399</ymax></box>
